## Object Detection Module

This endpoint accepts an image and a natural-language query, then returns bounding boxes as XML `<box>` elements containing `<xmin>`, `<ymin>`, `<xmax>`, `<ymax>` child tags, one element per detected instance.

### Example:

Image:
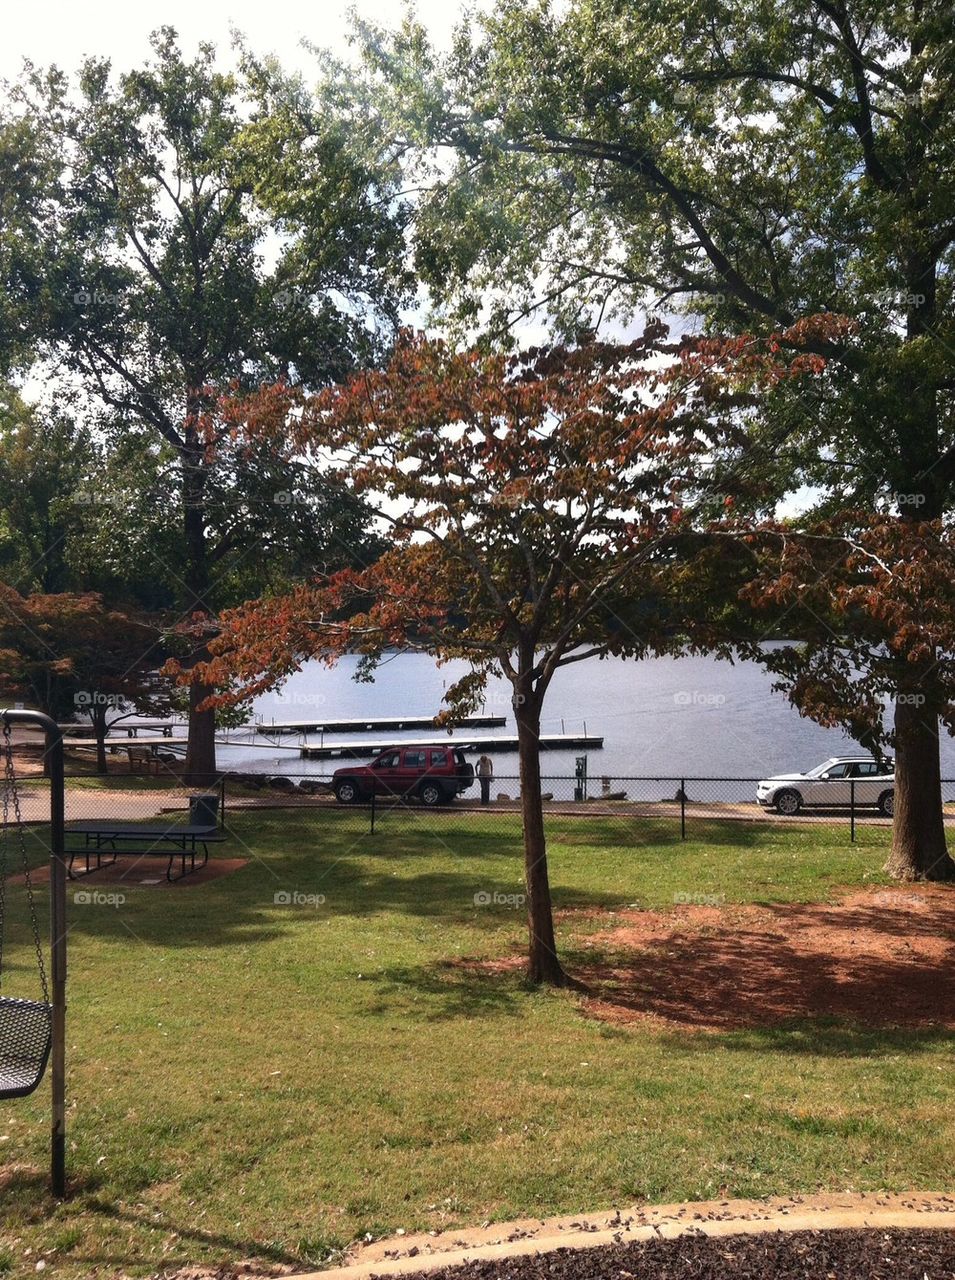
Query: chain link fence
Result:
<box><xmin>12</xmin><ymin>754</ymin><xmax>955</xmax><ymax>882</ymax></box>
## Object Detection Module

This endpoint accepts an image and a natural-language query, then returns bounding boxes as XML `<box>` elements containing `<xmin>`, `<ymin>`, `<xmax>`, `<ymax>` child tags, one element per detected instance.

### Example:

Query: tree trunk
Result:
<box><xmin>92</xmin><ymin>705</ymin><xmax>108</xmax><ymax>775</ymax></box>
<box><xmin>515</xmin><ymin>694</ymin><xmax>567</xmax><ymax>986</ymax></box>
<box><xmin>885</xmin><ymin>690</ymin><xmax>955</xmax><ymax>881</ymax></box>
<box><xmin>181</xmin><ymin>410</ymin><xmax>217</xmax><ymax>786</ymax></box>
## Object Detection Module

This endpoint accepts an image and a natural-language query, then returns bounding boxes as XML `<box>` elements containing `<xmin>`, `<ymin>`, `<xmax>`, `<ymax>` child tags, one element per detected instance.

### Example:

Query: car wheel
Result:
<box><xmin>334</xmin><ymin>779</ymin><xmax>361</xmax><ymax>804</ymax></box>
<box><xmin>878</xmin><ymin>790</ymin><xmax>894</xmax><ymax>817</ymax></box>
<box><xmin>775</xmin><ymin>788</ymin><xmax>802</xmax><ymax>816</ymax></box>
<box><xmin>419</xmin><ymin>782</ymin><xmax>445</xmax><ymax>807</ymax></box>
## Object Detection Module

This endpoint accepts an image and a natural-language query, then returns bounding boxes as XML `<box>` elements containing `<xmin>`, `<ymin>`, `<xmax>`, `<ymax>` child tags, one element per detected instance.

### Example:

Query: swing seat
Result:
<box><xmin>0</xmin><ymin>996</ymin><xmax>52</xmax><ymax>1099</ymax></box>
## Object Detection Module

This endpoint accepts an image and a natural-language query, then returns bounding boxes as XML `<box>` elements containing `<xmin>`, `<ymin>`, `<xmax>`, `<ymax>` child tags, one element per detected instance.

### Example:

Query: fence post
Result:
<box><xmin>850</xmin><ymin>779</ymin><xmax>856</xmax><ymax>843</ymax></box>
<box><xmin>370</xmin><ymin>790</ymin><xmax>376</xmax><ymax>835</ymax></box>
<box><xmin>680</xmin><ymin>779</ymin><xmax>686</xmax><ymax>841</ymax></box>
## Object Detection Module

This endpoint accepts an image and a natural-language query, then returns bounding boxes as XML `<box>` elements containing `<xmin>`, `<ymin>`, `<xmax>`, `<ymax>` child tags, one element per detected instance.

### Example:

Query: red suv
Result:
<box><xmin>332</xmin><ymin>746</ymin><xmax>476</xmax><ymax>806</ymax></box>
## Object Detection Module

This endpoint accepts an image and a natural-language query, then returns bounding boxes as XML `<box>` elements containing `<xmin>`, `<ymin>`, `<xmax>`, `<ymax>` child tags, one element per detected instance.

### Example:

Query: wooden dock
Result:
<box><xmin>257</xmin><ymin>714</ymin><xmax>507</xmax><ymax>735</ymax></box>
<box><xmin>64</xmin><ymin>737</ymin><xmax>190</xmax><ymax>751</ymax></box>
<box><xmin>300</xmin><ymin>734</ymin><xmax>603</xmax><ymax>759</ymax></box>
<box><xmin>60</xmin><ymin>721</ymin><xmax>187</xmax><ymax>738</ymax></box>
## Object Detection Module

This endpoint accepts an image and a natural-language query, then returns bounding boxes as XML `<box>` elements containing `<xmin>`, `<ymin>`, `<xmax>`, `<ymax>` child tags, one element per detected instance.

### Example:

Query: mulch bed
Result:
<box><xmin>367</xmin><ymin>1229</ymin><xmax>955</xmax><ymax>1280</ymax></box>
<box><xmin>452</xmin><ymin>885</ymin><xmax>955</xmax><ymax>1032</ymax></box>
<box><xmin>573</xmin><ymin>886</ymin><xmax>955</xmax><ymax>1031</ymax></box>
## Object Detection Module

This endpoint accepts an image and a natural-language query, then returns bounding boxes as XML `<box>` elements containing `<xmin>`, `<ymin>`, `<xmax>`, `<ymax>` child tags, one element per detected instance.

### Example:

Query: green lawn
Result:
<box><xmin>0</xmin><ymin>809</ymin><xmax>951</xmax><ymax>1278</ymax></box>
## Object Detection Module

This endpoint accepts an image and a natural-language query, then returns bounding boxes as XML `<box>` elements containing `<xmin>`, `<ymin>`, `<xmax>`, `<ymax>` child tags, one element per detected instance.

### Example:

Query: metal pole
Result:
<box><xmin>370</xmin><ymin>790</ymin><xmax>376</xmax><ymax>835</ymax></box>
<box><xmin>850</xmin><ymin>779</ymin><xmax>856</xmax><ymax>843</ymax></box>
<box><xmin>1</xmin><ymin>709</ymin><xmax>66</xmax><ymax>1196</ymax></box>
<box><xmin>680</xmin><ymin>778</ymin><xmax>686</xmax><ymax>841</ymax></box>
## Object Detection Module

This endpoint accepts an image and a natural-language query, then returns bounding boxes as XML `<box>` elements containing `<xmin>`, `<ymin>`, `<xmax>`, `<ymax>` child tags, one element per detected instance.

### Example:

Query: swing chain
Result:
<box><xmin>1</xmin><ymin>720</ymin><xmax>50</xmax><ymax>1003</ymax></box>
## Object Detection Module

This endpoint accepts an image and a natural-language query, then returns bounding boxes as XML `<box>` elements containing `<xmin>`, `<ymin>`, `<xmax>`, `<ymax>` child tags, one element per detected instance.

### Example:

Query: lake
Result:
<box><xmin>207</xmin><ymin>649</ymin><xmax>955</xmax><ymax>781</ymax></box>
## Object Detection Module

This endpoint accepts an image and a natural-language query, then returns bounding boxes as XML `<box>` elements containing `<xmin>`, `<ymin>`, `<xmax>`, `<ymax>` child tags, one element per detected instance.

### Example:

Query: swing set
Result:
<box><xmin>0</xmin><ymin>709</ymin><xmax>67</xmax><ymax>1196</ymax></box>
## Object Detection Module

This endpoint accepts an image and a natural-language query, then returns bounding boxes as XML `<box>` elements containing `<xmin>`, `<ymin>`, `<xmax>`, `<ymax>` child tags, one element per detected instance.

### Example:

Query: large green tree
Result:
<box><xmin>16</xmin><ymin>28</ymin><xmax>410</xmax><ymax>782</ymax></box>
<box><xmin>355</xmin><ymin>0</ymin><xmax>955</xmax><ymax>878</ymax></box>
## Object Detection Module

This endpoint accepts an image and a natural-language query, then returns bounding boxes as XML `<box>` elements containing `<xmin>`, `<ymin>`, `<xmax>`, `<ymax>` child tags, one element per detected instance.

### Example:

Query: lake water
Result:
<box><xmin>206</xmin><ymin>649</ymin><xmax>955</xmax><ymax>781</ymax></box>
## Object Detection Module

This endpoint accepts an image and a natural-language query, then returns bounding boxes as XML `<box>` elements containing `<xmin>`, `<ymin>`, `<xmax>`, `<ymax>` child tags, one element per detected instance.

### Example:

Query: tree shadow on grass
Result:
<box><xmin>365</xmin><ymin>955</ymin><xmax>535</xmax><ymax>1021</ymax></box>
<box><xmin>0</xmin><ymin>1177</ymin><xmax>325</xmax><ymax>1273</ymax></box>
<box><xmin>657</xmin><ymin>1020</ymin><xmax>955</xmax><ymax>1059</ymax></box>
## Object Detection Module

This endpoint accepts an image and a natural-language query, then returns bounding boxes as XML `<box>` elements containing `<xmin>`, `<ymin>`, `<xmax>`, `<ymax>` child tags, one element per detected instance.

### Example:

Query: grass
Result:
<box><xmin>0</xmin><ymin>807</ymin><xmax>951</xmax><ymax>1279</ymax></box>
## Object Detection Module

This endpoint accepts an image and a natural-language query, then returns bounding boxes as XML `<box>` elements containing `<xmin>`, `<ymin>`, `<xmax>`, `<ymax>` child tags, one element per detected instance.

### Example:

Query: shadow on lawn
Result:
<box><xmin>0</xmin><ymin>1166</ymin><xmax>322</xmax><ymax>1272</ymax></box>
<box><xmin>660</xmin><ymin>1020</ymin><xmax>955</xmax><ymax>1058</ymax></box>
<box><xmin>7</xmin><ymin>808</ymin><xmax>885</xmax><ymax>956</ymax></box>
<box><xmin>366</xmin><ymin>956</ymin><xmax>534</xmax><ymax>1021</ymax></box>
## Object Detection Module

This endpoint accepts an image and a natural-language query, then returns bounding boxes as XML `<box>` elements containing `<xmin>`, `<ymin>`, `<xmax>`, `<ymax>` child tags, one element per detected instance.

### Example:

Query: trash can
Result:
<box><xmin>189</xmin><ymin>792</ymin><xmax>219</xmax><ymax>829</ymax></box>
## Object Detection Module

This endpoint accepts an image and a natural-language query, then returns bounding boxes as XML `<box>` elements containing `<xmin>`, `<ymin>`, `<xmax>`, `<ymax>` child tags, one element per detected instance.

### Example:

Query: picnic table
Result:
<box><xmin>65</xmin><ymin>821</ymin><xmax>227</xmax><ymax>882</ymax></box>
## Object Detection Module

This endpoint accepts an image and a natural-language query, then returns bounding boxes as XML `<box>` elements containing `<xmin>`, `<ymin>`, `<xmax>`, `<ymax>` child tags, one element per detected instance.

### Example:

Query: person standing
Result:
<box><xmin>476</xmin><ymin>753</ymin><xmax>493</xmax><ymax>804</ymax></box>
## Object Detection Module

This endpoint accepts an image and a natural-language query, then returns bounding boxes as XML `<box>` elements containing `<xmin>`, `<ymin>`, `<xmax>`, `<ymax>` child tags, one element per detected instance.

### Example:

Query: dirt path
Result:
<box><xmin>11</xmin><ymin>785</ymin><xmax>187</xmax><ymax>824</ymax></box>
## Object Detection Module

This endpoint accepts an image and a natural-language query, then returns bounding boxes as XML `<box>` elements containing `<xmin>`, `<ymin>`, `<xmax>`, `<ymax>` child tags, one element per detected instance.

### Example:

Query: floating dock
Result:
<box><xmin>300</xmin><ymin>734</ymin><xmax>603</xmax><ymax>759</ymax></box>
<box><xmin>257</xmin><ymin>714</ymin><xmax>507</xmax><ymax>735</ymax></box>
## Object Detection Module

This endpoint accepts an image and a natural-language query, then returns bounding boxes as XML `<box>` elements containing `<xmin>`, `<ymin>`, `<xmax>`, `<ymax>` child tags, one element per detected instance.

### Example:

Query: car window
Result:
<box><xmin>403</xmin><ymin>750</ymin><xmax>427</xmax><ymax>768</ymax></box>
<box><xmin>429</xmin><ymin>750</ymin><xmax>449</xmax><ymax>767</ymax></box>
<box><xmin>821</xmin><ymin>764</ymin><xmax>850</xmax><ymax>778</ymax></box>
<box><xmin>375</xmin><ymin>752</ymin><xmax>400</xmax><ymax>769</ymax></box>
<box><xmin>454</xmin><ymin>750</ymin><xmax>467</xmax><ymax>765</ymax></box>
<box><xmin>850</xmin><ymin>762</ymin><xmax>878</xmax><ymax>777</ymax></box>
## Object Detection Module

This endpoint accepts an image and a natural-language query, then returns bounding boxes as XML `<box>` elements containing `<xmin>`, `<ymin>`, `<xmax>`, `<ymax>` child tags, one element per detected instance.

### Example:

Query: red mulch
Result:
<box><xmin>457</xmin><ymin>886</ymin><xmax>955</xmax><ymax>1032</ymax></box>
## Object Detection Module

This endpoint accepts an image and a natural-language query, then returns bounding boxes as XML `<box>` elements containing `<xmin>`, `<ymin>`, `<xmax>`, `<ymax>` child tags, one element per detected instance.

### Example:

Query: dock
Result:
<box><xmin>64</xmin><ymin>737</ymin><xmax>190</xmax><ymax>751</ymax></box>
<box><xmin>60</xmin><ymin>721</ymin><xmax>187</xmax><ymax>738</ymax></box>
<box><xmin>257</xmin><ymin>714</ymin><xmax>507</xmax><ymax>735</ymax></box>
<box><xmin>300</xmin><ymin>734</ymin><xmax>603</xmax><ymax>759</ymax></box>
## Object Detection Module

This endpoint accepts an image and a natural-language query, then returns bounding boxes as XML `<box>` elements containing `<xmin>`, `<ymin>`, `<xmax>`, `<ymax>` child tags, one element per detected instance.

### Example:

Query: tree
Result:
<box><xmin>0</xmin><ymin>389</ymin><xmax>100</xmax><ymax>594</ymax></box>
<box><xmin>183</xmin><ymin>330</ymin><xmax>770</xmax><ymax>984</ymax></box>
<box><xmin>0</xmin><ymin>103</ymin><xmax>59</xmax><ymax>371</ymax></box>
<box><xmin>737</xmin><ymin>515</ymin><xmax>955</xmax><ymax>880</ymax></box>
<box><xmin>352</xmin><ymin>0</ymin><xmax>955</xmax><ymax>878</ymax></box>
<box><xmin>0</xmin><ymin>586</ymin><xmax>168</xmax><ymax>773</ymax></box>
<box><xmin>18</xmin><ymin>28</ymin><xmax>411</xmax><ymax>782</ymax></box>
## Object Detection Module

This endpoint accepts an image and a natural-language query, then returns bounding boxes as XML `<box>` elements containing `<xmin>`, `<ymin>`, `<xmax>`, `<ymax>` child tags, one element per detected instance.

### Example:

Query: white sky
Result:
<box><xmin>0</xmin><ymin>0</ymin><xmax>481</xmax><ymax>81</ymax></box>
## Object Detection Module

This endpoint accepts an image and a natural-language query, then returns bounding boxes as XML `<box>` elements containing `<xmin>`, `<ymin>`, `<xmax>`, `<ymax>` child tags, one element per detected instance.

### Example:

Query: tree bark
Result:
<box><xmin>515</xmin><ymin>691</ymin><xmax>567</xmax><ymax>986</ymax></box>
<box><xmin>885</xmin><ymin>691</ymin><xmax>955</xmax><ymax>881</ymax></box>
<box><xmin>91</xmin><ymin>704</ymin><xmax>108</xmax><ymax>775</ymax></box>
<box><xmin>181</xmin><ymin>410</ymin><xmax>217</xmax><ymax>786</ymax></box>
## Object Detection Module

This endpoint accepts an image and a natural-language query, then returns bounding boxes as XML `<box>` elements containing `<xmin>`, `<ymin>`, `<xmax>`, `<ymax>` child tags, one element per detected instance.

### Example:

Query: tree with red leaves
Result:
<box><xmin>740</xmin><ymin>516</ymin><xmax>955</xmax><ymax>881</ymax></box>
<box><xmin>0</xmin><ymin>587</ymin><xmax>167</xmax><ymax>773</ymax></box>
<box><xmin>187</xmin><ymin>326</ymin><xmax>808</xmax><ymax>984</ymax></box>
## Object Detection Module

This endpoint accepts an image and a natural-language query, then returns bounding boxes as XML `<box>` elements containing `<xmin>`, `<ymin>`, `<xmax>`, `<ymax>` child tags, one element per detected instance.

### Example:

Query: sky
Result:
<box><xmin>0</xmin><ymin>0</ymin><xmax>480</xmax><ymax>81</ymax></box>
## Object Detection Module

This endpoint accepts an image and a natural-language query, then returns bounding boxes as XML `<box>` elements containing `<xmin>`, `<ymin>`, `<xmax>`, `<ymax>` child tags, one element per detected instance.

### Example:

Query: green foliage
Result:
<box><xmin>360</xmin><ymin>0</ymin><xmax>955</xmax><ymax>512</ymax></box>
<box><xmin>10</xmin><ymin>28</ymin><xmax>406</xmax><ymax>610</ymax></box>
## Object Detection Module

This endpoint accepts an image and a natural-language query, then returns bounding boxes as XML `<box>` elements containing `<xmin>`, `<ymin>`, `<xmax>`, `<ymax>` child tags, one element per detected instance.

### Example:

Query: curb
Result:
<box><xmin>288</xmin><ymin>1192</ymin><xmax>955</xmax><ymax>1280</ymax></box>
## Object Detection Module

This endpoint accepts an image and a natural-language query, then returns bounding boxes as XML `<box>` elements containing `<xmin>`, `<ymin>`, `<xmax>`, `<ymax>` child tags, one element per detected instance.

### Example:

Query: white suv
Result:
<box><xmin>756</xmin><ymin>756</ymin><xmax>895</xmax><ymax>817</ymax></box>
